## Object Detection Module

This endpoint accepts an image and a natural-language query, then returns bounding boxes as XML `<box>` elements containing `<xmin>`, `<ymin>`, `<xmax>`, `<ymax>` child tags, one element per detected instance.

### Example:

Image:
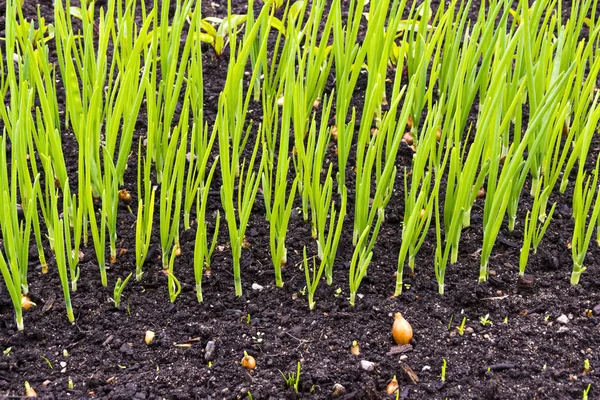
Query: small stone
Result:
<box><xmin>593</xmin><ymin>304</ymin><xmax>600</xmax><ymax>316</ymax></box>
<box><xmin>251</xmin><ymin>283</ymin><xmax>264</xmax><ymax>291</ymax></box>
<box><xmin>465</xmin><ymin>327</ymin><xmax>474</xmax><ymax>334</ymax></box>
<box><xmin>60</xmin><ymin>361</ymin><xmax>67</xmax><ymax>368</ymax></box>
<box><xmin>400</xmin><ymin>355</ymin><xmax>408</xmax><ymax>361</ymax></box>
<box><xmin>331</xmin><ymin>383</ymin><xmax>345</xmax><ymax>398</ymax></box>
<box><xmin>558</xmin><ymin>326</ymin><xmax>569</xmax><ymax>333</ymax></box>
<box><xmin>360</xmin><ymin>360</ymin><xmax>375</xmax><ymax>371</ymax></box>
<box><xmin>204</xmin><ymin>341</ymin><xmax>216</xmax><ymax>362</ymax></box>
<box><xmin>422</xmin><ymin>365</ymin><xmax>431</xmax><ymax>371</ymax></box>
<box><xmin>556</xmin><ymin>314</ymin><xmax>569</xmax><ymax>325</ymax></box>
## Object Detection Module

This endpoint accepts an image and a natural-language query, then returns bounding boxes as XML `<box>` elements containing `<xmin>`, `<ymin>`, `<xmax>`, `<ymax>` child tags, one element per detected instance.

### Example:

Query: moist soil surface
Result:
<box><xmin>1</xmin><ymin>1</ymin><xmax>600</xmax><ymax>399</ymax></box>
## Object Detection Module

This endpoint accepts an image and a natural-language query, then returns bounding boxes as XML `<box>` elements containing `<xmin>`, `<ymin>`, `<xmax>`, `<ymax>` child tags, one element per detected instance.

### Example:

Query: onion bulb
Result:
<box><xmin>350</xmin><ymin>340</ymin><xmax>360</xmax><ymax>356</ymax></box>
<box><xmin>25</xmin><ymin>381</ymin><xmax>37</xmax><ymax>397</ymax></box>
<box><xmin>21</xmin><ymin>295</ymin><xmax>36</xmax><ymax>311</ymax></box>
<box><xmin>118</xmin><ymin>189</ymin><xmax>132</xmax><ymax>205</ymax></box>
<box><xmin>241</xmin><ymin>352</ymin><xmax>256</xmax><ymax>370</ymax></box>
<box><xmin>145</xmin><ymin>330</ymin><xmax>155</xmax><ymax>345</ymax></box>
<box><xmin>386</xmin><ymin>375</ymin><xmax>399</xmax><ymax>395</ymax></box>
<box><xmin>562</xmin><ymin>121</ymin><xmax>569</xmax><ymax>137</ymax></box>
<box><xmin>392</xmin><ymin>313</ymin><xmax>413</xmax><ymax>345</ymax></box>
<box><xmin>331</xmin><ymin>125</ymin><xmax>338</xmax><ymax>141</ymax></box>
<box><xmin>476</xmin><ymin>187</ymin><xmax>486</xmax><ymax>199</ymax></box>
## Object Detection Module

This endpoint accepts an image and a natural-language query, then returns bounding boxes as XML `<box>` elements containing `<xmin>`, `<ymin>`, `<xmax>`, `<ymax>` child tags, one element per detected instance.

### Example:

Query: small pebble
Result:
<box><xmin>360</xmin><ymin>360</ymin><xmax>375</xmax><ymax>371</ymax></box>
<box><xmin>593</xmin><ymin>303</ymin><xmax>600</xmax><ymax>316</ymax></box>
<box><xmin>556</xmin><ymin>314</ymin><xmax>569</xmax><ymax>325</ymax></box>
<box><xmin>422</xmin><ymin>365</ymin><xmax>431</xmax><ymax>371</ymax></box>
<box><xmin>251</xmin><ymin>283</ymin><xmax>264</xmax><ymax>291</ymax></box>
<box><xmin>205</xmin><ymin>341</ymin><xmax>216</xmax><ymax>362</ymax></box>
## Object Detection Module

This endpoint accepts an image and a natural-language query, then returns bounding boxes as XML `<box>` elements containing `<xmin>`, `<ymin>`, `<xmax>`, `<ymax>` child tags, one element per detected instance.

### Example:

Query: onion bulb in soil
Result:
<box><xmin>25</xmin><ymin>381</ymin><xmax>37</xmax><ymax>397</ymax></box>
<box><xmin>241</xmin><ymin>352</ymin><xmax>256</xmax><ymax>369</ymax></box>
<box><xmin>351</xmin><ymin>340</ymin><xmax>360</xmax><ymax>356</ymax></box>
<box><xmin>392</xmin><ymin>313</ymin><xmax>413</xmax><ymax>345</ymax></box>
<box><xmin>21</xmin><ymin>295</ymin><xmax>36</xmax><ymax>311</ymax></box>
<box><xmin>386</xmin><ymin>375</ymin><xmax>399</xmax><ymax>395</ymax></box>
<box><xmin>118</xmin><ymin>189</ymin><xmax>133</xmax><ymax>205</ymax></box>
<box><xmin>145</xmin><ymin>330</ymin><xmax>155</xmax><ymax>345</ymax></box>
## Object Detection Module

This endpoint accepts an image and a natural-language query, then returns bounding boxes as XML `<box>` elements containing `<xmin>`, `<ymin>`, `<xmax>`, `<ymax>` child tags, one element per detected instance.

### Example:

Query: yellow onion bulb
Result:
<box><xmin>392</xmin><ymin>313</ymin><xmax>413</xmax><ymax>345</ymax></box>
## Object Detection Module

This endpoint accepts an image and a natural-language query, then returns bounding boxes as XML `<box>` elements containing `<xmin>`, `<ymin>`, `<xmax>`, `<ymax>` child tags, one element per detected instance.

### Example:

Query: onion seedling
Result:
<box><xmin>103</xmin><ymin>148</ymin><xmax>119</xmax><ymax>265</ymax></box>
<box><xmin>62</xmin><ymin>182</ymin><xmax>83</xmax><ymax>292</ymax></box>
<box><xmin>0</xmin><ymin>132</ymin><xmax>38</xmax><ymax>300</ymax></box>
<box><xmin>83</xmin><ymin>133</ymin><xmax>107</xmax><ymax>287</ymax></box>
<box><xmin>4</xmin><ymin>80</ymin><xmax>48</xmax><ymax>282</ymax></box>
<box><xmin>217</xmin><ymin>6</ymin><xmax>271</xmax><ymax>296</ymax></box>
<box><xmin>570</xmin><ymin>154</ymin><xmax>600</xmax><ymax>285</ymax></box>
<box><xmin>218</xmin><ymin>111</ymin><xmax>265</xmax><ymax>297</ymax></box>
<box><xmin>264</xmin><ymin>62</ymin><xmax>298</xmax><ymax>287</ymax></box>
<box><xmin>293</xmin><ymin>94</ymin><xmax>334</xmax><ymax>244</ymax></box>
<box><xmin>135</xmin><ymin>139</ymin><xmax>156</xmax><ymax>282</ymax></box>
<box><xmin>519</xmin><ymin>178</ymin><xmax>555</xmax><ymax>276</ymax></box>
<box><xmin>146</xmin><ymin>0</ymin><xmax>197</xmax><ymax>183</ymax></box>
<box><xmin>159</xmin><ymin>93</ymin><xmax>191</xmax><ymax>272</ymax></box>
<box><xmin>193</xmin><ymin>159</ymin><xmax>220</xmax><ymax>302</ymax></box>
<box><xmin>113</xmin><ymin>273</ymin><xmax>133</xmax><ymax>310</ymax></box>
<box><xmin>395</xmin><ymin>104</ymin><xmax>447</xmax><ymax>296</ymax></box>
<box><xmin>52</xmin><ymin>193</ymin><xmax>75</xmax><ymax>325</ymax></box>
<box><xmin>303</xmin><ymin>186</ymin><xmax>347</xmax><ymax>310</ymax></box>
<box><xmin>441</xmin><ymin>359</ymin><xmax>447</xmax><ymax>382</ymax></box>
<box><xmin>0</xmin><ymin>203</ymin><xmax>28</xmax><ymax>331</ymax></box>
<box><xmin>481</xmin><ymin>65</ymin><xmax>576</xmax><ymax>281</ymax></box>
<box><xmin>331</xmin><ymin>0</ymin><xmax>367</xmax><ymax>192</ymax></box>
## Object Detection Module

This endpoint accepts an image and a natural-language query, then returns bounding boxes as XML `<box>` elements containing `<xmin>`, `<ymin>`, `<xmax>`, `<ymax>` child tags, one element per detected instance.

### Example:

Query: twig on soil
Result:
<box><xmin>284</xmin><ymin>330</ymin><xmax>321</xmax><ymax>351</ymax></box>
<box><xmin>481</xmin><ymin>295</ymin><xmax>509</xmax><ymax>301</ymax></box>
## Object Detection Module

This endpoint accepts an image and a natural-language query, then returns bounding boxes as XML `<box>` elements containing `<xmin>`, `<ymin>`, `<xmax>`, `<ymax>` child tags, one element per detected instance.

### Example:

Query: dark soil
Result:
<box><xmin>1</xmin><ymin>1</ymin><xmax>599</xmax><ymax>399</ymax></box>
